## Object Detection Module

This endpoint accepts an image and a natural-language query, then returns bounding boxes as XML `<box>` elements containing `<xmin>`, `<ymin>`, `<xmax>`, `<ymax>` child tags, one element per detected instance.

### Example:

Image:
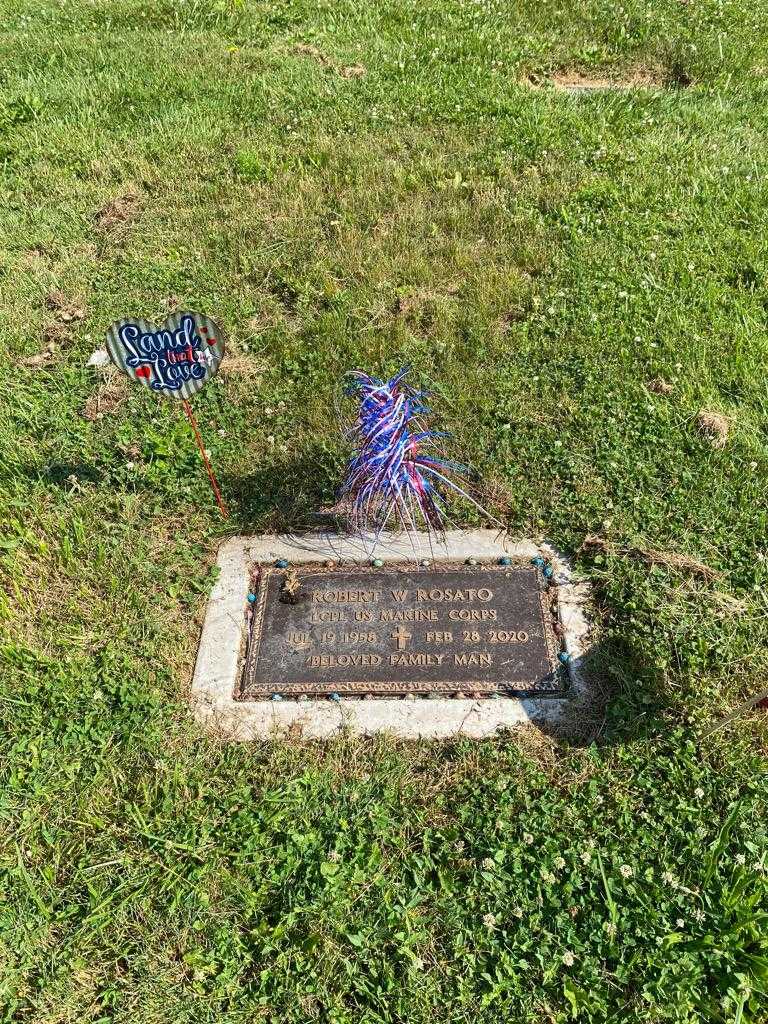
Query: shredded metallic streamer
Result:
<box><xmin>340</xmin><ymin>367</ymin><xmax>490</xmax><ymax>537</ymax></box>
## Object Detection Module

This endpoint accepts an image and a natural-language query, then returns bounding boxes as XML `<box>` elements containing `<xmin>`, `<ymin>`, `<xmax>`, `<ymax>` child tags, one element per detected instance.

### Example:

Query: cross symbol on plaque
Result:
<box><xmin>390</xmin><ymin>625</ymin><xmax>412</xmax><ymax>651</ymax></box>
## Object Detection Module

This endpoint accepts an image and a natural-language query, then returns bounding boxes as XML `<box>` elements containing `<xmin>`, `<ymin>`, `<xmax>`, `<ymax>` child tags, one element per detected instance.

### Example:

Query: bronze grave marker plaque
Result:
<box><xmin>240</xmin><ymin>562</ymin><xmax>564</xmax><ymax>698</ymax></box>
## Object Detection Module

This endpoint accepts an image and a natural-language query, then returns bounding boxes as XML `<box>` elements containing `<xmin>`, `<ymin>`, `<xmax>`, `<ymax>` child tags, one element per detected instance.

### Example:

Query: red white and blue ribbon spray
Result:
<box><xmin>105</xmin><ymin>311</ymin><xmax>229</xmax><ymax>518</ymax></box>
<box><xmin>339</xmin><ymin>367</ymin><xmax>491</xmax><ymax>538</ymax></box>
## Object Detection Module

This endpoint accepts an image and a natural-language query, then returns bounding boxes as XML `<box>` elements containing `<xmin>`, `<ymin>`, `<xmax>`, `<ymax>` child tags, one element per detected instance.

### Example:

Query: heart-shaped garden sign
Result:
<box><xmin>105</xmin><ymin>311</ymin><xmax>225</xmax><ymax>400</ymax></box>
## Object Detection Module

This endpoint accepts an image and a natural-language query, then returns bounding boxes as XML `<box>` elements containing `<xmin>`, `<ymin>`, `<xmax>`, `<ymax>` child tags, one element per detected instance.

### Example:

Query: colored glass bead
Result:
<box><xmin>271</xmin><ymin>693</ymin><xmax>284</xmax><ymax>701</ymax></box>
<box><xmin>531</xmin><ymin>556</ymin><xmax>545</xmax><ymax>567</ymax></box>
<box><xmin>498</xmin><ymin>556</ymin><xmax>512</xmax><ymax>566</ymax></box>
<box><xmin>558</xmin><ymin>651</ymin><xmax>571</xmax><ymax>664</ymax></box>
<box><xmin>247</xmin><ymin>592</ymin><xmax>256</xmax><ymax>603</ymax></box>
<box><xmin>372</xmin><ymin>558</ymin><xmax>384</xmax><ymax>567</ymax></box>
<box><xmin>543</xmin><ymin>564</ymin><xmax>554</xmax><ymax>578</ymax></box>
<box><xmin>275</xmin><ymin>558</ymin><xmax>289</xmax><ymax>568</ymax></box>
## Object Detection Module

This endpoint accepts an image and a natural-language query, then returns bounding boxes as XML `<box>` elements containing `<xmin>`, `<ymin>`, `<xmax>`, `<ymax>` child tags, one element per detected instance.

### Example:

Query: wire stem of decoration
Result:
<box><xmin>181</xmin><ymin>398</ymin><xmax>229</xmax><ymax>520</ymax></box>
<box><xmin>339</xmin><ymin>367</ymin><xmax>492</xmax><ymax>539</ymax></box>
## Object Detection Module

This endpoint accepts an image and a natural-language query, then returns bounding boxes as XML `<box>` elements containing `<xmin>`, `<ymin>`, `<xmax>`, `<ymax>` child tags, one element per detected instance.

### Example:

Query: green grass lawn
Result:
<box><xmin>2</xmin><ymin>0</ymin><xmax>768</xmax><ymax>1020</ymax></box>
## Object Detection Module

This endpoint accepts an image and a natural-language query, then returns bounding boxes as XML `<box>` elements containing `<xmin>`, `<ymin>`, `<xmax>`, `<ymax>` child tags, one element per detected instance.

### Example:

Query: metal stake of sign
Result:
<box><xmin>181</xmin><ymin>399</ymin><xmax>229</xmax><ymax>520</ymax></box>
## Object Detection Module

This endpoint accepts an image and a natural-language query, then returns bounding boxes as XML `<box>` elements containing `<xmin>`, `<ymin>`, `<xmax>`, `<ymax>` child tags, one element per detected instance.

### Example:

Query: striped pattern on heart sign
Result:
<box><xmin>105</xmin><ymin>311</ymin><xmax>225</xmax><ymax>400</ymax></box>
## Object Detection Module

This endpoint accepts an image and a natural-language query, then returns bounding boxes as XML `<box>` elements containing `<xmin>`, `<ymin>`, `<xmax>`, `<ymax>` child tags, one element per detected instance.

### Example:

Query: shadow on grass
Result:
<box><xmin>38</xmin><ymin>460</ymin><xmax>106</xmax><ymax>488</ymax></box>
<box><xmin>222</xmin><ymin>444</ymin><xmax>344</xmax><ymax>533</ymax></box>
<box><xmin>34</xmin><ymin>443</ymin><xmax>345</xmax><ymax>530</ymax></box>
<box><xmin>533</xmin><ymin>611</ymin><xmax>670</xmax><ymax>750</ymax></box>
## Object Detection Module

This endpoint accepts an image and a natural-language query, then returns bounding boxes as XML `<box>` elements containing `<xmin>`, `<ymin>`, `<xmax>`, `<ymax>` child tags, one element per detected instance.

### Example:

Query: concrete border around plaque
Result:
<box><xmin>190</xmin><ymin>530</ymin><xmax>593</xmax><ymax>740</ymax></box>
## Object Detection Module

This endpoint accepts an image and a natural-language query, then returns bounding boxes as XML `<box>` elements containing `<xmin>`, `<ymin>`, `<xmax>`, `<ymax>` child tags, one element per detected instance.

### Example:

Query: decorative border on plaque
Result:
<box><xmin>239</xmin><ymin>560</ymin><xmax>565</xmax><ymax>699</ymax></box>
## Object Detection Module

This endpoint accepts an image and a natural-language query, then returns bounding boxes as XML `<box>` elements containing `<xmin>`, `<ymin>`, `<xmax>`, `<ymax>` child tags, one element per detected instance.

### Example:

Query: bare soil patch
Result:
<box><xmin>27</xmin><ymin>292</ymin><xmax>86</xmax><ymax>368</ymax></box>
<box><xmin>21</xmin><ymin>246</ymin><xmax>51</xmax><ymax>268</ymax></box>
<box><xmin>42</xmin><ymin>322</ymin><xmax>72</xmax><ymax>349</ymax></box>
<box><xmin>45</xmin><ymin>290</ymin><xmax>86</xmax><ymax>322</ymax></box>
<box><xmin>219</xmin><ymin>353</ymin><xmax>263</xmax><ymax>380</ymax></box>
<box><xmin>394</xmin><ymin>284</ymin><xmax>460</xmax><ymax>317</ymax></box>
<box><xmin>497</xmin><ymin>305</ymin><xmax>531</xmax><ymax>333</ymax></box>
<box><xmin>95</xmin><ymin>190</ymin><xmax>141</xmax><ymax>232</ymax></box>
<box><xmin>82</xmin><ymin>374</ymin><xmax>129</xmax><ymax>421</ymax></box>
<box><xmin>695</xmin><ymin>409</ymin><xmax>730</xmax><ymax>448</ymax></box>
<box><xmin>527</xmin><ymin>68</ymin><xmax>663</xmax><ymax>93</ymax></box>
<box><xmin>293</xmin><ymin>44</ymin><xmax>367</xmax><ymax>79</ymax></box>
<box><xmin>19</xmin><ymin>347</ymin><xmax>55</xmax><ymax>369</ymax></box>
<box><xmin>293</xmin><ymin>43</ymin><xmax>330</xmax><ymax>66</ymax></box>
